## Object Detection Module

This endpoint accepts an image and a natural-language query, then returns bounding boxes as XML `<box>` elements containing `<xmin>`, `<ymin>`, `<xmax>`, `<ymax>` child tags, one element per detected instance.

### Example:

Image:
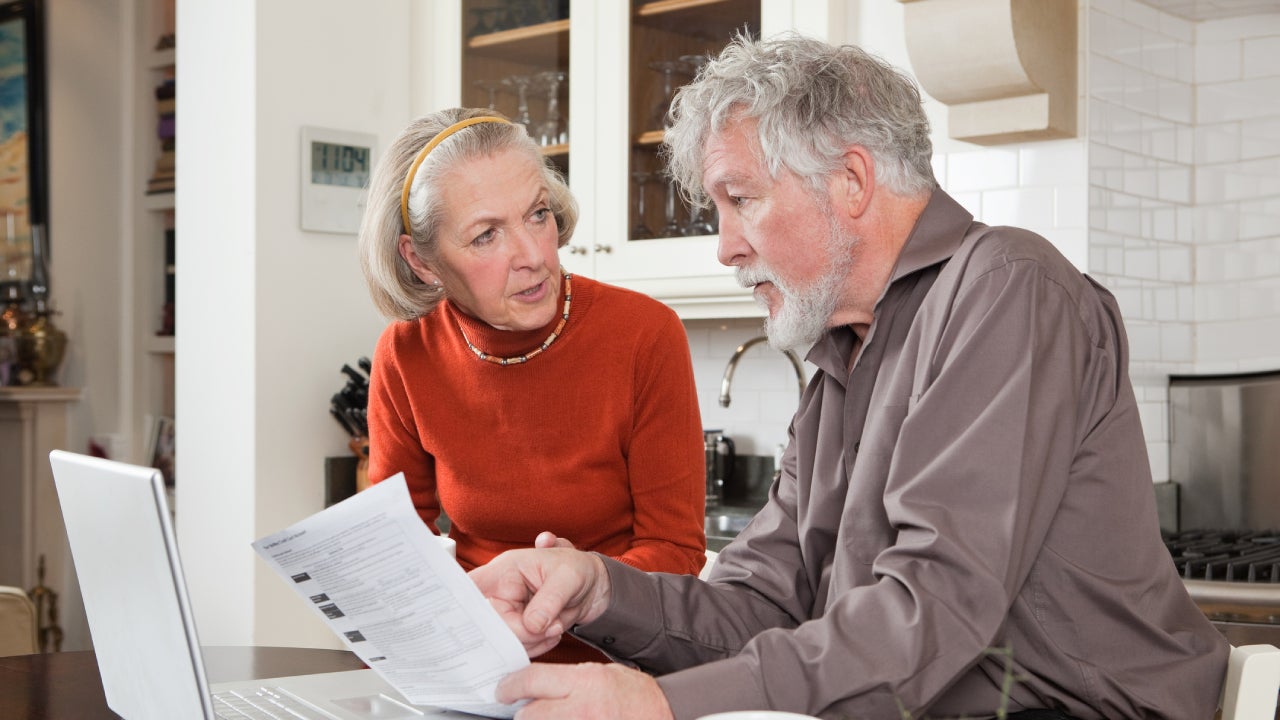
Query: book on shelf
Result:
<box><xmin>148</xmin><ymin>78</ymin><xmax>176</xmax><ymax>194</ymax></box>
<box><xmin>144</xmin><ymin>414</ymin><xmax>176</xmax><ymax>487</ymax></box>
<box><xmin>159</xmin><ymin>226</ymin><xmax>175</xmax><ymax>336</ymax></box>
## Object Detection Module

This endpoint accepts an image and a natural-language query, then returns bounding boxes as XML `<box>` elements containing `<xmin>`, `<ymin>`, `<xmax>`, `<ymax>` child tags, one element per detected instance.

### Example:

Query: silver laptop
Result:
<box><xmin>49</xmin><ymin>449</ymin><xmax>484</xmax><ymax>720</ymax></box>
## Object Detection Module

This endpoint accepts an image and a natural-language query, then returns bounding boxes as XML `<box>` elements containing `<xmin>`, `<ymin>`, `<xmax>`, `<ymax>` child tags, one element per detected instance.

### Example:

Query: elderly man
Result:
<box><xmin>470</xmin><ymin>34</ymin><xmax>1227</xmax><ymax>720</ymax></box>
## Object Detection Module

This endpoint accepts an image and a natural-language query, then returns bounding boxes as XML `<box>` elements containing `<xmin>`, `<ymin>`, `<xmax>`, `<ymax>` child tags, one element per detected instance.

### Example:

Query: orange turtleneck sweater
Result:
<box><xmin>368</xmin><ymin>275</ymin><xmax>706</xmax><ymax>663</ymax></box>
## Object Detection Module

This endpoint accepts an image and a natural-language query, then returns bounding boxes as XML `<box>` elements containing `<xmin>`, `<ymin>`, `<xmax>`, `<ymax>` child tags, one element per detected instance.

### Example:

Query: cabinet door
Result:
<box><xmin>459</xmin><ymin>1</ymin><xmax>572</xmax><ymax>186</ymax></box>
<box><xmin>578</xmin><ymin>1</ymin><xmax>827</xmax><ymax>316</ymax></box>
<box><xmin>457</xmin><ymin>1</ymin><xmax>840</xmax><ymax>317</ymax></box>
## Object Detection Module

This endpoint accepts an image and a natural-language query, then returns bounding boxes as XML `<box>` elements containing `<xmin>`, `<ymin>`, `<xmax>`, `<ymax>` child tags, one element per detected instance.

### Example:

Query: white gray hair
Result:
<box><xmin>358</xmin><ymin>108</ymin><xmax>578</xmax><ymax>321</ymax></box>
<box><xmin>663</xmin><ymin>33</ymin><xmax>936</xmax><ymax>207</ymax></box>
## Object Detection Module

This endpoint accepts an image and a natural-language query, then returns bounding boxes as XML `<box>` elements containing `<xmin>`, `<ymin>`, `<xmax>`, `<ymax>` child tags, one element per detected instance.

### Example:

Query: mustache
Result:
<box><xmin>736</xmin><ymin>266</ymin><xmax>780</xmax><ymax>290</ymax></box>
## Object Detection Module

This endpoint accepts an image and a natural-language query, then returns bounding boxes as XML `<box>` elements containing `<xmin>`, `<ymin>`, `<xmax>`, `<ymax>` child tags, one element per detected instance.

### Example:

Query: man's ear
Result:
<box><xmin>398</xmin><ymin>234</ymin><xmax>439</xmax><ymax>285</ymax></box>
<box><xmin>839</xmin><ymin>146</ymin><xmax>875</xmax><ymax>220</ymax></box>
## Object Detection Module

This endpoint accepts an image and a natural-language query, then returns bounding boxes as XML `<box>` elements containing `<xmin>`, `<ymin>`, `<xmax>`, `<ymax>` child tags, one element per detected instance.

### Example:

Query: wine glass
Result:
<box><xmin>682</xmin><ymin>202</ymin><xmax>716</xmax><ymax>236</ymax></box>
<box><xmin>534</xmin><ymin>70</ymin><xmax>568</xmax><ymax>146</ymax></box>
<box><xmin>472</xmin><ymin>79</ymin><xmax>500</xmax><ymax>111</ymax></box>
<box><xmin>631</xmin><ymin>172</ymin><xmax>655</xmax><ymax>240</ymax></box>
<box><xmin>660</xmin><ymin>177</ymin><xmax>682</xmax><ymax>237</ymax></box>
<box><xmin>677</xmin><ymin>53</ymin><xmax>710</xmax><ymax>78</ymax></box>
<box><xmin>647</xmin><ymin>59</ymin><xmax>692</xmax><ymax>130</ymax></box>
<box><xmin>501</xmin><ymin>74</ymin><xmax>534</xmax><ymax>132</ymax></box>
<box><xmin>467</xmin><ymin>7</ymin><xmax>500</xmax><ymax>37</ymax></box>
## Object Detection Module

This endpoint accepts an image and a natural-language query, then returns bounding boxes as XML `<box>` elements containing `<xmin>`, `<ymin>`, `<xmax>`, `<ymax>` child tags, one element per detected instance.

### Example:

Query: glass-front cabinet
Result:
<box><xmin>454</xmin><ymin>1</ymin><xmax>842</xmax><ymax>318</ymax></box>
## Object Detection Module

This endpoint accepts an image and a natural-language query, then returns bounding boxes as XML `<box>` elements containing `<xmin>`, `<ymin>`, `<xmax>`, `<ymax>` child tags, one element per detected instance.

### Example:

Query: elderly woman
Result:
<box><xmin>357</xmin><ymin>108</ymin><xmax>707</xmax><ymax>663</ymax></box>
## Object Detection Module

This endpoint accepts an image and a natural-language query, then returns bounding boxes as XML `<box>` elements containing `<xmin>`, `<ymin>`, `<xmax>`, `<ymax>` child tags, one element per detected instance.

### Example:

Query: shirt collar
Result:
<box><xmin>806</xmin><ymin>188</ymin><xmax>976</xmax><ymax>377</ymax></box>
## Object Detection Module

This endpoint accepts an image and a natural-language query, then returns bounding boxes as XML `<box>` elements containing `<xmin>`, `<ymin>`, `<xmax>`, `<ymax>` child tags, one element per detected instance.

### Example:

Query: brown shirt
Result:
<box><xmin>576</xmin><ymin>189</ymin><xmax>1228</xmax><ymax>719</ymax></box>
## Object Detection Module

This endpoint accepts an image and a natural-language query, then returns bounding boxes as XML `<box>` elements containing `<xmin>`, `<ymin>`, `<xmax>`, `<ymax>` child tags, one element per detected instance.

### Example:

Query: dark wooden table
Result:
<box><xmin>0</xmin><ymin>645</ymin><xmax>366</xmax><ymax>719</ymax></box>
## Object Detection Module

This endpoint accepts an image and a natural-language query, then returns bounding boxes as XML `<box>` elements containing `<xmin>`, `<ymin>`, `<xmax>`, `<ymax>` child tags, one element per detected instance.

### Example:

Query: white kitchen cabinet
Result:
<box><xmin>447</xmin><ymin>0</ymin><xmax>846</xmax><ymax>319</ymax></box>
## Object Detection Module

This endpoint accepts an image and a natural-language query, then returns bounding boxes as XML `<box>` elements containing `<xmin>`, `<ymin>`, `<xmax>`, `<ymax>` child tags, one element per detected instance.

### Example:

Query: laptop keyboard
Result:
<box><xmin>213</xmin><ymin>686</ymin><xmax>334</xmax><ymax>719</ymax></box>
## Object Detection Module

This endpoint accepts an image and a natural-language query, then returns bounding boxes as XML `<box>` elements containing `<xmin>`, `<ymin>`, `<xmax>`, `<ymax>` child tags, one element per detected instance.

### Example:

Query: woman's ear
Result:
<box><xmin>398</xmin><ymin>234</ymin><xmax>439</xmax><ymax>285</ymax></box>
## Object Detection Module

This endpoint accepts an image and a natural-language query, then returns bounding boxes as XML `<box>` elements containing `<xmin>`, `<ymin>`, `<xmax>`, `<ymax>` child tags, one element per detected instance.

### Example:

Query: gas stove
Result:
<box><xmin>1164</xmin><ymin>528</ymin><xmax>1280</xmax><ymax>646</ymax></box>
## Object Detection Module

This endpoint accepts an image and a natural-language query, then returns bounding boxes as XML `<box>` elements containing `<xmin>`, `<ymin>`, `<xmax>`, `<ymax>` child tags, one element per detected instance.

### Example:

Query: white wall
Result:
<box><xmin>43</xmin><ymin>0</ymin><xmax>128</xmax><ymax>650</ymax></box>
<box><xmin>176</xmin><ymin>0</ymin><xmax>409</xmax><ymax>648</ymax></box>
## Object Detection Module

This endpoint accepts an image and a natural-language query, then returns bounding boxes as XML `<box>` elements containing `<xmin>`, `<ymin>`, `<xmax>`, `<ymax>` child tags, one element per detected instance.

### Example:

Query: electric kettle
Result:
<box><xmin>703</xmin><ymin>430</ymin><xmax>735</xmax><ymax>509</ymax></box>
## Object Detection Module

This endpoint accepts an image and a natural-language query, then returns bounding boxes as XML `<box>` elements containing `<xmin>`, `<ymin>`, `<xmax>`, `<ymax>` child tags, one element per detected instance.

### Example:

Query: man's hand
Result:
<box><xmin>496</xmin><ymin>662</ymin><xmax>674</xmax><ymax>720</ymax></box>
<box><xmin>533</xmin><ymin>531</ymin><xmax>576</xmax><ymax>550</ymax></box>
<box><xmin>469</xmin><ymin>547</ymin><xmax>611</xmax><ymax>658</ymax></box>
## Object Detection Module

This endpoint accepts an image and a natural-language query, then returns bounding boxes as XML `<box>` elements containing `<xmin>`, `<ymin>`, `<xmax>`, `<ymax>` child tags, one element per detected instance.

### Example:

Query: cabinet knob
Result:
<box><xmin>593</xmin><ymin>244</ymin><xmax>613</xmax><ymax>254</ymax></box>
<box><xmin>568</xmin><ymin>246</ymin><xmax>587</xmax><ymax>255</ymax></box>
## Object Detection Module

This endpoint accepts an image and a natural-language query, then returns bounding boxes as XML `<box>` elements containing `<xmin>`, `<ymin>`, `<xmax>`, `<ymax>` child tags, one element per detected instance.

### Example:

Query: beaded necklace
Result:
<box><xmin>458</xmin><ymin>272</ymin><xmax>572</xmax><ymax>366</ymax></box>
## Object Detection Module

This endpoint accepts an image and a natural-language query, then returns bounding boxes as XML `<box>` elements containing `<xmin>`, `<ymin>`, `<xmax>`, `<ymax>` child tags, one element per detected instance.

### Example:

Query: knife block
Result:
<box><xmin>348</xmin><ymin>436</ymin><xmax>369</xmax><ymax>494</ymax></box>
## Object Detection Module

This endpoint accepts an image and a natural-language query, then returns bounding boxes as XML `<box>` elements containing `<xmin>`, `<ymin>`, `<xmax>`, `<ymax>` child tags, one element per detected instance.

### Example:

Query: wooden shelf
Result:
<box><xmin>633</xmin><ymin>0</ymin><xmax>755</xmax><ymax>37</ymax></box>
<box><xmin>467</xmin><ymin>19</ymin><xmax>570</xmax><ymax>66</ymax></box>
<box><xmin>539</xmin><ymin>142</ymin><xmax>568</xmax><ymax>157</ymax></box>
<box><xmin>147</xmin><ymin>48</ymin><xmax>175</xmax><ymax>70</ymax></box>
<box><xmin>143</xmin><ymin>192</ymin><xmax>175</xmax><ymax>211</ymax></box>
<box><xmin>636</xmin><ymin>0</ymin><xmax>734</xmax><ymax>17</ymax></box>
<box><xmin>146</xmin><ymin>335</ymin><xmax>175</xmax><ymax>355</ymax></box>
<box><xmin>635</xmin><ymin>130</ymin><xmax>665</xmax><ymax>146</ymax></box>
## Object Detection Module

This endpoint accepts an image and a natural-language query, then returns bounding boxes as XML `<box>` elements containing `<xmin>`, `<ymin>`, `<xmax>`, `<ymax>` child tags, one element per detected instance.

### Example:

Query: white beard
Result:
<box><xmin>738</xmin><ymin>217</ymin><xmax>857</xmax><ymax>353</ymax></box>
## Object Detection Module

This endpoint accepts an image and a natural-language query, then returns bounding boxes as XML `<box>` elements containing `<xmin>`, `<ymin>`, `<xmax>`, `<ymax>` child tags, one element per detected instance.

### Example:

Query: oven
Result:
<box><xmin>1167</xmin><ymin>372</ymin><xmax>1280</xmax><ymax>648</ymax></box>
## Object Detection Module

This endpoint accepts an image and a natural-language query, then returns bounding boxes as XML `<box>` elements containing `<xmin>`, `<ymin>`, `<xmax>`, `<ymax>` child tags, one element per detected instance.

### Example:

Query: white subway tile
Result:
<box><xmin>1139</xmin><ymin>399</ymin><xmax>1168</xmax><ymax>442</ymax></box>
<box><xmin>1158</xmin><ymin>81</ymin><xmax>1194</xmax><ymax>124</ymax></box>
<box><xmin>1195</xmin><ymin>165</ymin><xmax>1229</xmax><ymax>203</ymax></box>
<box><xmin>1020</xmin><ymin>142</ymin><xmax>1087</xmax><ymax>187</ymax></box>
<box><xmin>1160</xmin><ymin>245</ymin><xmax>1193</xmax><ymax>283</ymax></box>
<box><xmin>946</xmin><ymin>149</ymin><xmax>1020</xmax><ymax>191</ymax></box>
<box><xmin>1147</xmin><ymin>441</ymin><xmax>1170</xmax><ymax>483</ymax></box>
<box><xmin>1195</xmin><ymin>283</ymin><xmax>1240</xmax><ymax>322</ymax></box>
<box><xmin>1150</xmin><ymin>206</ymin><xmax>1178</xmax><ymax>241</ymax></box>
<box><xmin>949</xmin><ymin>191</ymin><xmax>982</xmax><ymax>219</ymax></box>
<box><xmin>1241</xmin><ymin>116</ymin><xmax>1280</xmax><ymax>160</ymax></box>
<box><xmin>1153</xmin><ymin>286</ymin><xmax>1181</xmax><ymax>321</ymax></box>
<box><xmin>1041</xmin><ymin>228</ymin><xmax>1089</xmax><ymax>272</ymax></box>
<box><xmin>1194</xmin><ymin>40</ymin><xmax>1241</xmax><ymax>83</ymax></box>
<box><xmin>1056</xmin><ymin>186</ymin><xmax>1089</xmax><ymax>229</ymax></box>
<box><xmin>1112</xmin><ymin>285</ymin><xmax>1146</xmax><ymax>320</ymax></box>
<box><xmin>981</xmin><ymin>187</ymin><xmax>1056</xmax><ymax>228</ymax></box>
<box><xmin>1195</xmin><ymin>123</ymin><xmax>1243</xmax><ymax>165</ymax></box>
<box><xmin>1238</xmin><ymin>198</ymin><xmax>1280</xmax><ymax>240</ymax></box>
<box><xmin>1125</xmin><ymin>247</ymin><xmax>1162</xmax><ymax>280</ymax></box>
<box><xmin>1239</xmin><ymin>280</ymin><xmax>1280</xmax><ymax>320</ymax></box>
<box><xmin>1197</xmin><ymin>14</ymin><xmax>1280</xmax><ymax>44</ymax></box>
<box><xmin>1160</xmin><ymin>9</ymin><xmax>1195</xmax><ymax>44</ymax></box>
<box><xmin>1197</xmin><ymin>319</ymin><xmax>1280</xmax><ymax>364</ymax></box>
<box><xmin>1242</xmin><ymin>36</ymin><xmax>1280</xmax><ymax>79</ymax></box>
<box><xmin>1127</xmin><ymin>320</ymin><xmax>1162</xmax><ymax>362</ymax></box>
<box><xmin>1198</xmin><ymin>77</ymin><xmax>1280</xmax><ymax>124</ymax></box>
<box><xmin>1194</xmin><ymin>204</ymin><xmax>1242</xmax><ymax>243</ymax></box>
<box><xmin>1157</xmin><ymin>164</ymin><xmax>1192</xmax><ymax>204</ymax></box>
<box><xmin>1123</xmin><ymin>166</ymin><xmax>1158</xmax><ymax>198</ymax></box>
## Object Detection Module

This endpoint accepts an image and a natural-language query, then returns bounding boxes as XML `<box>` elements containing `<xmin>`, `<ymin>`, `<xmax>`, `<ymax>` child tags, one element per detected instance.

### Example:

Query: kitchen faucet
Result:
<box><xmin>718</xmin><ymin>335</ymin><xmax>806</xmax><ymax>408</ymax></box>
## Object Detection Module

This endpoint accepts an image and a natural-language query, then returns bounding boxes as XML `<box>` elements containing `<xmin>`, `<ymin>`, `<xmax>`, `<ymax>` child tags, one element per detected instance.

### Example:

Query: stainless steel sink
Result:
<box><xmin>704</xmin><ymin>511</ymin><xmax>756</xmax><ymax>537</ymax></box>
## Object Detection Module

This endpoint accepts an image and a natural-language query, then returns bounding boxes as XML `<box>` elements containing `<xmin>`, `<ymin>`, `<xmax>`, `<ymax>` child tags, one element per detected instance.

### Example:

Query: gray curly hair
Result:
<box><xmin>663</xmin><ymin>33</ymin><xmax>936</xmax><ymax>207</ymax></box>
<box><xmin>358</xmin><ymin>107</ymin><xmax>578</xmax><ymax>321</ymax></box>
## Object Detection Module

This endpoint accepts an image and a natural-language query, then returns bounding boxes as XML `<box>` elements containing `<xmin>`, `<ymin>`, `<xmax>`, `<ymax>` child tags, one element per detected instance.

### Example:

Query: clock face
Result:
<box><xmin>310</xmin><ymin>140</ymin><xmax>371</xmax><ymax>188</ymax></box>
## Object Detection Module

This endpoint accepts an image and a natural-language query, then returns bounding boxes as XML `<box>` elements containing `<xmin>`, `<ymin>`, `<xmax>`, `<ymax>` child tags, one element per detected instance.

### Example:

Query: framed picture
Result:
<box><xmin>0</xmin><ymin>0</ymin><xmax>48</xmax><ymax>287</ymax></box>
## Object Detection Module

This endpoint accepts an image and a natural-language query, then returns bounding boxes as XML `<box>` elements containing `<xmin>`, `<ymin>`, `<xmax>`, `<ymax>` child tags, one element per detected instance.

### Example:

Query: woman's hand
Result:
<box><xmin>470</xmin><ymin>548</ymin><xmax>612</xmax><ymax>658</ymax></box>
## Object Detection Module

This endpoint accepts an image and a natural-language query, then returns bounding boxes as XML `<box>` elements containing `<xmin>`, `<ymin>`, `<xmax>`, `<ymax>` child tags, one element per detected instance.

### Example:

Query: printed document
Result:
<box><xmin>252</xmin><ymin>474</ymin><xmax>528</xmax><ymax>718</ymax></box>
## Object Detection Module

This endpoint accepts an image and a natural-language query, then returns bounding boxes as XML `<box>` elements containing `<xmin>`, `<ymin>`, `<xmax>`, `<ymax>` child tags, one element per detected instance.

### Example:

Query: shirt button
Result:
<box><xmin>602</xmin><ymin>636</ymin><xmax>615</xmax><ymax>645</ymax></box>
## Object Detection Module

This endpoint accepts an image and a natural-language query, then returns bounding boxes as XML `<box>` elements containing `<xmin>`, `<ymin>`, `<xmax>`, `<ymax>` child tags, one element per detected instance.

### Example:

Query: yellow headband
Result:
<box><xmin>399</xmin><ymin>116</ymin><xmax>513</xmax><ymax>232</ymax></box>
